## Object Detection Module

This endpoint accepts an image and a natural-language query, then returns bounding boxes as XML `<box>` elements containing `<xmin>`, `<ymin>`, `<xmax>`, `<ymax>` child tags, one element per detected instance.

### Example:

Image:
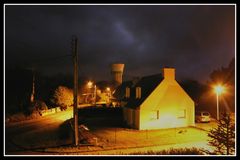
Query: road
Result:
<box><xmin>4</xmin><ymin>107</ymin><xmax>216</xmax><ymax>156</ymax></box>
<box><xmin>5</xmin><ymin>108</ymin><xmax>74</xmax><ymax>155</ymax></box>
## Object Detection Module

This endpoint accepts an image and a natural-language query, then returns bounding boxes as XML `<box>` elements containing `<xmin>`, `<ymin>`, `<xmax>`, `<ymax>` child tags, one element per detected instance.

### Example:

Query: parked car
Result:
<box><xmin>195</xmin><ymin>111</ymin><xmax>211</xmax><ymax>123</ymax></box>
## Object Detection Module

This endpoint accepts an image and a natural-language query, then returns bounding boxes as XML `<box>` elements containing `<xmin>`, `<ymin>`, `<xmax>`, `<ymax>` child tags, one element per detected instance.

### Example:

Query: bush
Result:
<box><xmin>33</xmin><ymin>100</ymin><xmax>48</xmax><ymax>111</ymax></box>
<box><xmin>6</xmin><ymin>110</ymin><xmax>41</xmax><ymax>123</ymax></box>
<box><xmin>51</xmin><ymin>86</ymin><xmax>73</xmax><ymax>110</ymax></box>
<box><xmin>6</xmin><ymin>112</ymin><xmax>27</xmax><ymax>123</ymax></box>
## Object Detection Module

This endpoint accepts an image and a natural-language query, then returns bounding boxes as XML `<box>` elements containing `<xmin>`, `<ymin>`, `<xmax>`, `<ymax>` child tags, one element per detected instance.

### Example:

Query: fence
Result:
<box><xmin>40</xmin><ymin>107</ymin><xmax>61</xmax><ymax>116</ymax></box>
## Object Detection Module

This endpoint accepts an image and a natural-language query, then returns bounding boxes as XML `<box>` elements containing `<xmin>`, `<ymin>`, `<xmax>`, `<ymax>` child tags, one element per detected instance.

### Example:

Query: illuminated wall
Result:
<box><xmin>124</xmin><ymin>68</ymin><xmax>195</xmax><ymax>130</ymax></box>
<box><xmin>139</xmin><ymin>78</ymin><xmax>195</xmax><ymax>130</ymax></box>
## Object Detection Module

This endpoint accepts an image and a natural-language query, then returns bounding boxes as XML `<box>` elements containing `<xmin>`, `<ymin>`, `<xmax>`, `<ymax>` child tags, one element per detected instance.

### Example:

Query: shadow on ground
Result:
<box><xmin>78</xmin><ymin>107</ymin><xmax>126</xmax><ymax>130</ymax></box>
<box><xmin>58</xmin><ymin>119</ymin><xmax>73</xmax><ymax>140</ymax></box>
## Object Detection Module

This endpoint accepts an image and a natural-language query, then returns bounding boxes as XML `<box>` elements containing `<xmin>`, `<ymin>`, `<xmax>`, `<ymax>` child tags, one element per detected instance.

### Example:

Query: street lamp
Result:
<box><xmin>106</xmin><ymin>87</ymin><xmax>111</xmax><ymax>104</ymax></box>
<box><xmin>106</xmin><ymin>87</ymin><xmax>110</xmax><ymax>92</ymax></box>
<box><xmin>94</xmin><ymin>84</ymin><xmax>97</xmax><ymax>105</ymax></box>
<box><xmin>214</xmin><ymin>85</ymin><xmax>225</xmax><ymax>120</ymax></box>
<box><xmin>87</xmin><ymin>81</ymin><xmax>96</xmax><ymax>105</ymax></box>
<box><xmin>87</xmin><ymin>81</ymin><xmax>93</xmax><ymax>89</ymax></box>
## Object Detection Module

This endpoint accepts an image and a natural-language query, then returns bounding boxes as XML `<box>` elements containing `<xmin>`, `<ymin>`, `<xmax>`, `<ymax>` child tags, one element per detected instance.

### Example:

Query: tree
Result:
<box><xmin>209</xmin><ymin>57</ymin><xmax>234</xmax><ymax>84</ymax></box>
<box><xmin>5</xmin><ymin>67</ymin><xmax>32</xmax><ymax>114</ymax></box>
<box><xmin>206</xmin><ymin>113</ymin><xmax>235</xmax><ymax>155</ymax></box>
<box><xmin>207</xmin><ymin>57</ymin><xmax>235</xmax><ymax>114</ymax></box>
<box><xmin>180</xmin><ymin>79</ymin><xmax>207</xmax><ymax>105</ymax></box>
<box><xmin>33</xmin><ymin>100</ymin><xmax>48</xmax><ymax>111</ymax></box>
<box><xmin>51</xmin><ymin>86</ymin><xmax>73</xmax><ymax>110</ymax></box>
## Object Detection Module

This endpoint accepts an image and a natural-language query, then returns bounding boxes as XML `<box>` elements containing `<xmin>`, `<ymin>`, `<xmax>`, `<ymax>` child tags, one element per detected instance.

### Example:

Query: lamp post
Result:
<box><xmin>106</xmin><ymin>87</ymin><xmax>111</xmax><ymax>104</ymax></box>
<box><xmin>214</xmin><ymin>85</ymin><xmax>225</xmax><ymax>120</ymax></box>
<box><xmin>87</xmin><ymin>81</ymin><xmax>96</xmax><ymax>105</ymax></box>
<box><xmin>94</xmin><ymin>84</ymin><xmax>97</xmax><ymax>105</ymax></box>
<box><xmin>87</xmin><ymin>81</ymin><xmax>93</xmax><ymax>89</ymax></box>
<box><xmin>87</xmin><ymin>81</ymin><xmax>93</xmax><ymax>104</ymax></box>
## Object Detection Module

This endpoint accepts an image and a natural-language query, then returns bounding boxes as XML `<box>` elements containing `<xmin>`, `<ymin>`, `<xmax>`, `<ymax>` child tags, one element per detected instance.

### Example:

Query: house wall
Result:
<box><xmin>134</xmin><ymin>109</ymin><xmax>140</xmax><ymax>129</ymax></box>
<box><xmin>126</xmin><ymin>108</ymin><xmax>133</xmax><ymax>126</ymax></box>
<box><xmin>123</xmin><ymin>107</ymin><xmax>127</xmax><ymax>122</ymax></box>
<box><xmin>139</xmin><ymin>79</ymin><xmax>195</xmax><ymax>130</ymax></box>
<box><xmin>123</xmin><ymin>107</ymin><xmax>140</xmax><ymax>129</ymax></box>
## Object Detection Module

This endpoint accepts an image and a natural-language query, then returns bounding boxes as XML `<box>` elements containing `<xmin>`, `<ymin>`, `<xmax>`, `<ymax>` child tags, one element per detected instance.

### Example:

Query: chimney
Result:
<box><xmin>163</xmin><ymin>68</ymin><xmax>175</xmax><ymax>80</ymax></box>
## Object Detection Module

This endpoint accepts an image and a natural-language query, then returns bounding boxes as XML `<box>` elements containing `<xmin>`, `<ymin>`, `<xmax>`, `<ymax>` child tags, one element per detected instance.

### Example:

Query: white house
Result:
<box><xmin>122</xmin><ymin>68</ymin><xmax>195</xmax><ymax>130</ymax></box>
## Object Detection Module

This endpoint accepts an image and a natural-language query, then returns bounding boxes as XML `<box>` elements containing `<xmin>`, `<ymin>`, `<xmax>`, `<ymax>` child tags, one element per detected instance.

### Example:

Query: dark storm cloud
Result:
<box><xmin>5</xmin><ymin>5</ymin><xmax>235</xmax><ymax>82</ymax></box>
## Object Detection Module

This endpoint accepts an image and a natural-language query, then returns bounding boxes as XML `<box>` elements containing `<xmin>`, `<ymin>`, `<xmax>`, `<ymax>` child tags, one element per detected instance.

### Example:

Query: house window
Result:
<box><xmin>150</xmin><ymin>110</ymin><xmax>159</xmax><ymax>120</ymax></box>
<box><xmin>136</xmin><ymin>87</ymin><xmax>141</xmax><ymax>99</ymax></box>
<box><xmin>178</xmin><ymin>109</ymin><xmax>186</xmax><ymax>118</ymax></box>
<box><xmin>157</xmin><ymin>110</ymin><xmax>159</xmax><ymax>119</ymax></box>
<box><xmin>125</xmin><ymin>87</ymin><xmax>130</xmax><ymax>98</ymax></box>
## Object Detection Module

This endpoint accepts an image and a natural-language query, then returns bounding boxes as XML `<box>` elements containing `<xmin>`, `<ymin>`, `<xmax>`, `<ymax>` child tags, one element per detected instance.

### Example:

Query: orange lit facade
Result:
<box><xmin>122</xmin><ymin>68</ymin><xmax>195</xmax><ymax>130</ymax></box>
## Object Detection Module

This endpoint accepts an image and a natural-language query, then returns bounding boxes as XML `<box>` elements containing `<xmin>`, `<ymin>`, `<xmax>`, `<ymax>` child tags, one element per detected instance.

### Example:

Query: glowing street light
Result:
<box><xmin>87</xmin><ymin>81</ymin><xmax>93</xmax><ymax>89</ymax></box>
<box><xmin>106</xmin><ymin>87</ymin><xmax>111</xmax><ymax>92</ymax></box>
<box><xmin>94</xmin><ymin>84</ymin><xmax>97</xmax><ymax>105</ymax></box>
<box><xmin>214</xmin><ymin>85</ymin><xmax>225</xmax><ymax>120</ymax></box>
<box><xmin>87</xmin><ymin>81</ymin><xmax>97</xmax><ymax>105</ymax></box>
<box><xmin>106</xmin><ymin>87</ymin><xmax>111</xmax><ymax>104</ymax></box>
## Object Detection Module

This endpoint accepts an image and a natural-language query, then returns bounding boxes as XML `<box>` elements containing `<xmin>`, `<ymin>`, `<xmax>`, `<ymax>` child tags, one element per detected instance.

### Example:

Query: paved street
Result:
<box><xmin>5</xmin><ymin>108</ymin><xmax>74</xmax><ymax>155</ymax></box>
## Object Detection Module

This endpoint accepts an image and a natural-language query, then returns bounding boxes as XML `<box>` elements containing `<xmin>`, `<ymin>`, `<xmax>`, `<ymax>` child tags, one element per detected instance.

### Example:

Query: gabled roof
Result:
<box><xmin>113</xmin><ymin>80</ymin><xmax>133</xmax><ymax>100</ymax></box>
<box><xmin>125</xmin><ymin>73</ymin><xmax>163</xmax><ymax>109</ymax></box>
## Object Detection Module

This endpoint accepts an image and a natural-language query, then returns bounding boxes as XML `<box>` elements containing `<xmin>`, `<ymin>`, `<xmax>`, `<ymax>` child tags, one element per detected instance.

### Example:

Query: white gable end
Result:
<box><xmin>139</xmin><ymin>79</ymin><xmax>195</xmax><ymax>130</ymax></box>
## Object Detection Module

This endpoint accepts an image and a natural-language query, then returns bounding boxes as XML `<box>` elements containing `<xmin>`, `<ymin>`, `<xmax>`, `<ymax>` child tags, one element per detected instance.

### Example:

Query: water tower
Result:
<box><xmin>111</xmin><ymin>63</ymin><xmax>125</xmax><ymax>85</ymax></box>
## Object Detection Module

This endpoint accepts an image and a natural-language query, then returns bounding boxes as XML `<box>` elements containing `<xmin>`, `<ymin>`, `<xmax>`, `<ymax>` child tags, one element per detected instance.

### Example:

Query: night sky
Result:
<box><xmin>5</xmin><ymin>5</ymin><xmax>235</xmax><ymax>83</ymax></box>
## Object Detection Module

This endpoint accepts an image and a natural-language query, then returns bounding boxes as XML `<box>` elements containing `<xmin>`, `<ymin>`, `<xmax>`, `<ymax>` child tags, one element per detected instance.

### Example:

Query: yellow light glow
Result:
<box><xmin>214</xmin><ymin>85</ymin><xmax>225</xmax><ymax>95</ymax></box>
<box><xmin>87</xmin><ymin>81</ymin><xmax>93</xmax><ymax>88</ymax></box>
<box><xmin>106</xmin><ymin>87</ymin><xmax>110</xmax><ymax>92</ymax></box>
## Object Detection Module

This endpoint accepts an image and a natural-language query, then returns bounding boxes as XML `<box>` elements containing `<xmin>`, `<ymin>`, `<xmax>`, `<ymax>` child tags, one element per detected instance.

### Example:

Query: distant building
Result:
<box><xmin>111</xmin><ymin>63</ymin><xmax>124</xmax><ymax>87</ymax></box>
<box><xmin>117</xmin><ymin>68</ymin><xmax>195</xmax><ymax>130</ymax></box>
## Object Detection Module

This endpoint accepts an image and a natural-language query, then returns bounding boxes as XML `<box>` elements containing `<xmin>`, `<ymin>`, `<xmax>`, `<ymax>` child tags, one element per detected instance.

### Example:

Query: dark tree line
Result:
<box><xmin>5</xmin><ymin>67</ymin><xmax>33</xmax><ymax>114</ymax></box>
<box><xmin>209</xmin><ymin>57</ymin><xmax>235</xmax><ymax>113</ymax></box>
<box><xmin>209</xmin><ymin>58</ymin><xmax>235</xmax><ymax>85</ymax></box>
<box><xmin>180</xmin><ymin>57</ymin><xmax>235</xmax><ymax>115</ymax></box>
<box><xmin>180</xmin><ymin>79</ymin><xmax>208</xmax><ymax>106</ymax></box>
<box><xmin>5</xmin><ymin>67</ymin><xmax>87</xmax><ymax>114</ymax></box>
<box><xmin>5</xmin><ymin>57</ymin><xmax>235</xmax><ymax>116</ymax></box>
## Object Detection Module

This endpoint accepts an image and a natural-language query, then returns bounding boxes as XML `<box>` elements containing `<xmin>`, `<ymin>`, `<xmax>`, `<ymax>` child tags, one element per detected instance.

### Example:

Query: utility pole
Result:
<box><xmin>30</xmin><ymin>70</ymin><xmax>35</xmax><ymax>103</ymax></box>
<box><xmin>72</xmin><ymin>36</ymin><xmax>79</xmax><ymax>146</ymax></box>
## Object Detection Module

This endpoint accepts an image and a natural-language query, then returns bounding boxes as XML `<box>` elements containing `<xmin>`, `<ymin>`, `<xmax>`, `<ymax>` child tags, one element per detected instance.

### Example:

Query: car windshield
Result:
<box><xmin>202</xmin><ymin>112</ymin><xmax>209</xmax><ymax>116</ymax></box>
